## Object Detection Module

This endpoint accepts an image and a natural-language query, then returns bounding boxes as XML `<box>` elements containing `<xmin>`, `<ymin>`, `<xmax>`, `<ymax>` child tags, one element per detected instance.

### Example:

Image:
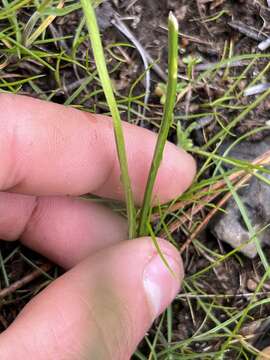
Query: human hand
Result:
<box><xmin>0</xmin><ymin>94</ymin><xmax>196</xmax><ymax>359</ymax></box>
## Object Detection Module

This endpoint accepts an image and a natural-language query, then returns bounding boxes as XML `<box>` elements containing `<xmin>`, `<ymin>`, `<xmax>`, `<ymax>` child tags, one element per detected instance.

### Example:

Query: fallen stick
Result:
<box><xmin>0</xmin><ymin>263</ymin><xmax>53</xmax><ymax>299</ymax></box>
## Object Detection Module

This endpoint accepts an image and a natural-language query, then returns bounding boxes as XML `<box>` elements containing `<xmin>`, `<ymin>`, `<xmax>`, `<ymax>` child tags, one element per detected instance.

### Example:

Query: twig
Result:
<box><xmin>112</xmin><ymin>16</ymin><xmax>167</xmax><ymax>82</ymax></box>
<box><xmin>228</xmin><ymin>20</ymin><xmax>266</xmax><ymax>41</ymax></box>
<box><xmin>177</xmin><ymin>291</ymin><xmax>270</xmax><ymax>299</ymax></box>
<box><xmin>159</xmin><ymin>25</ymin><xmax>212</xmax><ymax>46</ymax></box>
<box><xmin>111</xmin><ymin>14</ymin><xmax>151</xmax><ymax>112</ymax></box>
<box><xmin>0</xmin><ymin>263</ymin><xmax>53</xmax><ymax>299</ymax></box>
<box><xmin>195</xmin><ymin>60</ymin><xmax>250</xmax><ymax>71</ymax></box>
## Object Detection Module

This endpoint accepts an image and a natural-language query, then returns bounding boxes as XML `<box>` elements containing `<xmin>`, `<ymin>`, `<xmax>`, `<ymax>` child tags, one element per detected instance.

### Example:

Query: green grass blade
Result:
<box><xmin>2</xmin><ymin>34</ymin><xmax>55</xmax><ymax>71</ymax></box>
<box><xmin>80</xmin><ymin>0</ymin><xmax>137</xmax><ymax>239</ymax></box>
<box><xmin>147</xmin><ymin>223</ymin><xmax>176</xmax><ymax>278</ymax></box>
<box><xmin>220</xmin><ymin>166</ymin><xmax>269</xmax><ymax>271</ymax></box>
<box><xmin>138</xmin><ymin>12</ymin><xmax>179</xmax><ymax>237</ymax></box>
<box><xmin>202</xmin><ymin>87</ymin><xmax>270</xmax><ymax>149</ymax></box>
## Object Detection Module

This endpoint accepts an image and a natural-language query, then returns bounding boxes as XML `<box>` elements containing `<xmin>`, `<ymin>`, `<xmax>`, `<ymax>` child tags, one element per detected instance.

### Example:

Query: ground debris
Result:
<box><xmin>211</xmin><ymin>137</ymin><xmax>270</xmax><ymax>258</ymax></box>
<box><xmin>228</xmin><ymin>20</ymin><xmax>266</xmax><ymax>41</ymax></box>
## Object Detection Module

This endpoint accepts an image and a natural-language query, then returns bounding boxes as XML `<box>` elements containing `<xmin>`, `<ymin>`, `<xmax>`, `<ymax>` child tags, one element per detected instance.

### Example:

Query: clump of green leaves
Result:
<box><xmin>176</xmin><ymin>121</ymin><xmax>194</xmax><ymax>151</ymax></box>
<box><xmin>183</xmin><ymin>55</ymin><xmax>202</xmax><ymax>79</ymax></box>
<box><xmin>155</xmin><ymin>81</ymin><xmax>186</xmax><ymax>105</ymax></box>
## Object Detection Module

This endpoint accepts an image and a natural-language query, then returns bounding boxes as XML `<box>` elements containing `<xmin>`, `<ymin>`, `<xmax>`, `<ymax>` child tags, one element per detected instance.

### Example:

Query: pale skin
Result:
<box><xmin>0</xmin><ymin>94</ymin><xmax>196</xmax><ymax>360</ymax></box>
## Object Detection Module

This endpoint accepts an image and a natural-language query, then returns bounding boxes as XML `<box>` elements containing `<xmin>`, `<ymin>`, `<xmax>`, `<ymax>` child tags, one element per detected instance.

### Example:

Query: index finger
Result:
<box><xmin>0</xmin><ymin>94</ymin><xmax>196</xmax><ymax>205</ymax></box>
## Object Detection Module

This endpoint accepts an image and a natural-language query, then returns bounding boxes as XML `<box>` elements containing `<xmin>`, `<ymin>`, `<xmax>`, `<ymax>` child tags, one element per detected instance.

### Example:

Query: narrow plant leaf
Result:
<box><xmin>138</xmin><ymin>12</ymin><xmax>179</xmax><ymax>236</ymax></box>
<box><xmin>147</xmin><ymin>223</ymin><xmax>177</xmax><ymax>278</ymax></box>
<box><xmin>80</xmin><ymin>0</ymin><xmax>137</xmax><ymax>239</ymax></box>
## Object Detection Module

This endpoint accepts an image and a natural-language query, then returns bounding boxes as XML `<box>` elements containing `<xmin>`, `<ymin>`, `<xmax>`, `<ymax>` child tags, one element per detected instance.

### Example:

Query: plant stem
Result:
<box><xmin>80</xmin><ymin>0</ymin><xmax>137</xmax><ymax>239</ymax></box>
<box><xmin>138</xmin><ymin>12</ymin><xmax>179</xmax><ymax>237</ymax></box>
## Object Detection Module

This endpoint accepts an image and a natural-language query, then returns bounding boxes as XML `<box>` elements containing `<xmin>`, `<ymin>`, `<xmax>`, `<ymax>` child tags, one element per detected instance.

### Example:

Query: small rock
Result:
<box><xmin>210</xmin><ymin>136</ymin><xmax>270</xmax><ymax>258</ymax></box>
<box><xmin>247</xmin><ymin>278</ymin><xmax>258</xmax><ymax>292</ymax></box>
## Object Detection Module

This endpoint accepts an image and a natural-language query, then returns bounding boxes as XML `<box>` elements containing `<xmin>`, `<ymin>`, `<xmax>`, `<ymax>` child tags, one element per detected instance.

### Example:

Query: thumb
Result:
<box><xmin>0</xmin><ymin>237</ymin><xmax>183</xmax><ymax>360</ymax></box>
<box><xmin>258</xmin><ymin>348</ymin><xmax>270</xmax><ymax>359</ymax></box>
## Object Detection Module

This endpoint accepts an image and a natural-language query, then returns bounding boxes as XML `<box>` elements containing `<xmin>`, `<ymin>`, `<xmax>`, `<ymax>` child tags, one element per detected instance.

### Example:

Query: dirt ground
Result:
<box><xmin>2</xmin><ymin>0</ymin><xmax>270</xmax><ymax>358</ymax></box>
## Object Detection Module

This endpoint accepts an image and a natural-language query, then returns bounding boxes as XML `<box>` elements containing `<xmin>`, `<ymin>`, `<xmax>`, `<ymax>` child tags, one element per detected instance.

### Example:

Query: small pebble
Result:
<box><xmin>247</xmin><ymin>278</ymin><xmax>258</xmax><ymax>292</ymax></box>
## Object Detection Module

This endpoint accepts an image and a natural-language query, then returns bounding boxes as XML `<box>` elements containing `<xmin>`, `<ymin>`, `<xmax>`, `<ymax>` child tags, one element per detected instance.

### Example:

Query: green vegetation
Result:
<box><xmin>138</xmin><ymin>12</ymin><xmax>179</xmax><ymax>238</ymax></box>
<box><xmin>1</xmin><ymin>0</ymin><xmax>270</xmax><ymax>358</ymax></box>
<box><xmin>80</xmin><ymin>0</ymin><xmax>137</xmax><ymax>239</ymax></box>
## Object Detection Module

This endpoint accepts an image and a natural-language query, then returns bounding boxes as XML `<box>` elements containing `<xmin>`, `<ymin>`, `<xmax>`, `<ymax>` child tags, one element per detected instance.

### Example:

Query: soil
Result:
<box><xmin>1</xmin><ymin>0</ymin><xmax>270</xmax><ymax>358</ymax></box>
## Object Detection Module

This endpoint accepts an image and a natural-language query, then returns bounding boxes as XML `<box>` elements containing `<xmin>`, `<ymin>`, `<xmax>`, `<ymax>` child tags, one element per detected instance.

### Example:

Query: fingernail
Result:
<box><xmin>143</xmin><ymin>253</ymin><xmax>182</xmax><ymax>319</ymax></box>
